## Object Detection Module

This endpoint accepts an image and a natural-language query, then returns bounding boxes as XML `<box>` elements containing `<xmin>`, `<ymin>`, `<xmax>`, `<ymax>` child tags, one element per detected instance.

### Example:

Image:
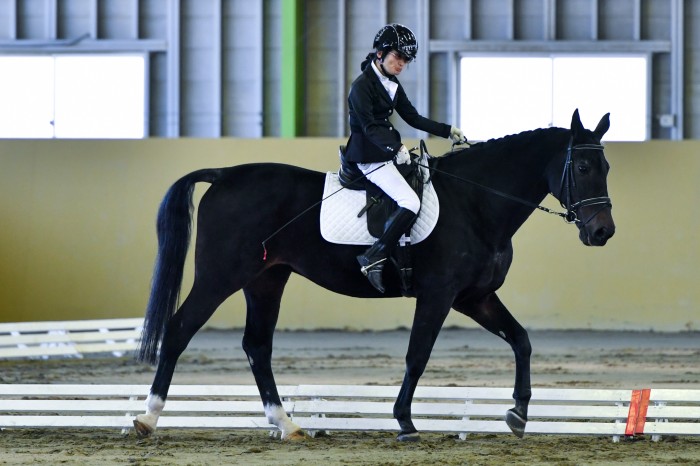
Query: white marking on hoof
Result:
<box><xmin>134</xmin><ymin>394</ymin><xmax>165</xmax><ymax>436</ymax></box>
<box><xmin>283</xmin><ymin>429</ymin><xmax>307</xmax><ymax>441</ymax></box>
<box><xmin>133</xmin><ymin>417</ymin><xmax>155</xmax><ymax>438</ymax></box>
<box><xmin>265</xmin><ymin>403</ymin><xmax>303</xmax><ymax>440</ymax></box>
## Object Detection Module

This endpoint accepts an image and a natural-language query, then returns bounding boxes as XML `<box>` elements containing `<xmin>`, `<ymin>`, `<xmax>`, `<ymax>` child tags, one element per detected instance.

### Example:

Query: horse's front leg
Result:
<box><xmin>393</xmin><ymin>293</ymin><xmax>453</xmax><ymax>442</ymax></box>
<box><xmin>453</xmin><ymin>292</ymin><xmax>532</xmax><ymax>438</ymax></box>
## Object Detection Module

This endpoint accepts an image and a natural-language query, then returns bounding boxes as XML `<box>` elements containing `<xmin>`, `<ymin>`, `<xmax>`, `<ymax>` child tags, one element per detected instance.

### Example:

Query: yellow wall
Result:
<box><xmin>0</xmin><ymin>139</ymin><xmax>697</xmax><ymax>331</ymax></box>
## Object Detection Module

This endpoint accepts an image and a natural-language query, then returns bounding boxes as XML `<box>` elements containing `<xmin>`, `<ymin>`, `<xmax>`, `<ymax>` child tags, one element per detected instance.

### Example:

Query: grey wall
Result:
<box><xmin>0</xmin><ymin>0</ymin><xmax>697</xmax><ymax>139</ymax></box>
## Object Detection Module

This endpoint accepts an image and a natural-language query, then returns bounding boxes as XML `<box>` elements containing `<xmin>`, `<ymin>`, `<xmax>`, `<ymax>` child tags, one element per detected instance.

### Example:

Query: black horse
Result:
<box><xmin>134</xmin><ymin>110</ymin><xmax>615</xmax><ymax>441</ymax></box>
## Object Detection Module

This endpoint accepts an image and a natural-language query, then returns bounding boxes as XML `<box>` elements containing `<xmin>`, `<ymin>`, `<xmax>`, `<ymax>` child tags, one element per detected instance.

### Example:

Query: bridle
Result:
<box><xmin>558</xmin><ymin>137</ymin><xmax>612</xmax><ymax>225</ymax></box>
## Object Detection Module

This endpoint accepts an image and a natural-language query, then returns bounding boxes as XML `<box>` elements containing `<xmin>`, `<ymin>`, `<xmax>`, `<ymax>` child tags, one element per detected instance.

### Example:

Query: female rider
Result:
<box><xmin>345</xmin><ymin>23</ymin><xmax>466</xmax><ymax>293</ymax></box>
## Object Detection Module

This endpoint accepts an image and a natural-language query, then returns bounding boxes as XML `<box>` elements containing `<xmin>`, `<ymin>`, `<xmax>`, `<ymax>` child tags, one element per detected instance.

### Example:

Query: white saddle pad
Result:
<box><xmin>320</xmin><ymin>164</ymin><xmax>440</xmax><ymax>246</ymax></box>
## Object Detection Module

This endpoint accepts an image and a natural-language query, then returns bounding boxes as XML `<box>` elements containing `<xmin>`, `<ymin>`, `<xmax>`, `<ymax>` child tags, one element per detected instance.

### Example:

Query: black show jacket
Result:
<box><xmin>344</xmin><ymin>64</ymin><xmax>450</xmax><ymax>163</ymax></box>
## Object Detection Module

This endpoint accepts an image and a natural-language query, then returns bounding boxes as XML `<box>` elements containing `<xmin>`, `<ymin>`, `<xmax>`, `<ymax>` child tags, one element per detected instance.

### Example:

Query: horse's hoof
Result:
<box><xmin>282</xmin><ymin>429</ymin><xmax>308</xmax><ymax>441</ymax></box>
<box><xmin>505</xmin><ymin>408</ymin><xmax>527</xmax><ymax>438</ymax></box>
<box><xmin>132</xmin><ymin>419</ymin><xmax>155</xmax><ymax>438</ymax></box>
<box><xmin>397</xmin><ymin>431</ymin><xmax>421</xmax><ymax>442</ymax></box>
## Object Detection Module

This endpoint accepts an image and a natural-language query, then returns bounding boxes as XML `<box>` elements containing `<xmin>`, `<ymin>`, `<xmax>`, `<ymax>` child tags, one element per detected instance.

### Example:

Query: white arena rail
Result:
<box><xmin>0</xmin><ymin>384</ymin><xmax>698</xmax><ymax>442</ymax></box>
<box><xmin>0</xmin><ymin>318</ymin><xmax>143</xmax><ymax>359</ymax></box>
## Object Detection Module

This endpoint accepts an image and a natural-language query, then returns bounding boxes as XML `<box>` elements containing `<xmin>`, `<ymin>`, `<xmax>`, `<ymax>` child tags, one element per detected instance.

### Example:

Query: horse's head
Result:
<box><xmin>548</xmin><ymin>110</ymin><xmax>616</xmax><ymax>246</ymax></box>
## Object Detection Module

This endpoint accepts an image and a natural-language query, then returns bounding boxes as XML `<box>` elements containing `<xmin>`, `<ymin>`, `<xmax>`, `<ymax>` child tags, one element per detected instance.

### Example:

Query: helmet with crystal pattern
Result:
<box><xmin>372</xmin><ymin>23</ymin><xmax>417</xmax><ymax>62</ymax></box>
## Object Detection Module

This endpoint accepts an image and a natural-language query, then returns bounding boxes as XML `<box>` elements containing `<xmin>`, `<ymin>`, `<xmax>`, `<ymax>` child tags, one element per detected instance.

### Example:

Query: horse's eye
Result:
<box><xmin>577</xmin><ymin>164</ymin><xmax>589</xmax><ymax>174</ymax></box>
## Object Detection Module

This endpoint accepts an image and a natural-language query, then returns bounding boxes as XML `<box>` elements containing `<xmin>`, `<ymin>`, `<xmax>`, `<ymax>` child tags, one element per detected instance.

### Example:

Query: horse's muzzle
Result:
<box><xmin>579</xmin><ymin>211</ymin><xmax>615</xmax><ymax>246</ymax></box>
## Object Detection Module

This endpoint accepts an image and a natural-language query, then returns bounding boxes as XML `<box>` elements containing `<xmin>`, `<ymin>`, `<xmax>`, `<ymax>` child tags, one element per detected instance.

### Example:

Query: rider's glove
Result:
<box><xmin>394</xmin><ymin>145</ymin><xmax>411</xmax><ymax>165</ymax></box>
<box><xmin>449</xmin><ymin>125</ymin><xmax>466</xmax><ymax>143</ymax></box>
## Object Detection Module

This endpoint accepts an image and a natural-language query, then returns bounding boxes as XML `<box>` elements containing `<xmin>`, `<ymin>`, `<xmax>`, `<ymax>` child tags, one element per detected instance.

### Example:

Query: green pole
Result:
<box><xmin>281</xmin><ymin>0</ymin><xmax>303</xmax><ymax>137</ymax></box>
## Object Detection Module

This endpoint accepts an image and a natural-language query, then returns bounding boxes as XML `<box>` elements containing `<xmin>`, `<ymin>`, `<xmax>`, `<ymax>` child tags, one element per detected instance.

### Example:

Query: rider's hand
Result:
<box><xmin>395</xmin><ymin>145</ymin><xmax>411</xmax><ymax>165</ymax></box>
<box><xmin>450</xmin><ymin>125</ymin><xmax>466</xmax><ymax>143</ymax></box>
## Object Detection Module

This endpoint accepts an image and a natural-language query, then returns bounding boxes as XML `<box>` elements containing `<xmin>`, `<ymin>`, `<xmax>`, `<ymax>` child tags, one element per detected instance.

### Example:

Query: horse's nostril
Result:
<box><xmin>595</xmin><ymin>226</ymin><xmax>613</xmax><ymax>241</ymax></box>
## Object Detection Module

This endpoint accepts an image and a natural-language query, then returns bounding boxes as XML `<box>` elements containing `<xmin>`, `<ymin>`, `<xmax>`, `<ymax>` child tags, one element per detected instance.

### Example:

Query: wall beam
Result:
<box><xmin>281</xmin><ymin>0</ymin><xmax>303</xmax><ymax>137</ymax></box>
<box><xmin>670</xmin><ymin>0</ymin><xmax>684</xmax><ymax>139</ymax></box>
<box><xmin>166</xmin><ymin>0</ymin><xmax>180</xmax><ymax>137</ymax></box>
<box><xmin>336</xmin><ymin>0</ymin><xmax>346</xmax><ymax>137</ymax></box>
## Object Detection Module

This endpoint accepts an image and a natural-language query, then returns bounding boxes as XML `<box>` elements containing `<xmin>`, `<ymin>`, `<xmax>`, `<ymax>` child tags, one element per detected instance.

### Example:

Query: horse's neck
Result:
<box><xmin>450</xmin><ymin>132</ymin><xmax>563</xmax><ymax>191</ymax></box>
<box><xmin>443</xmin><ymin>130</ymin><xmax>568</xmax><ymax>240</ymax></box>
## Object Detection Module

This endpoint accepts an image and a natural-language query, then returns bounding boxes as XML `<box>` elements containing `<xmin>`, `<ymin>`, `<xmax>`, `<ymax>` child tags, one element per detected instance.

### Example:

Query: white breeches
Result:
<box><xmin>357</xmin><ymin>161</ymin><xmax>420</xmax><ymax>214</ymax></box>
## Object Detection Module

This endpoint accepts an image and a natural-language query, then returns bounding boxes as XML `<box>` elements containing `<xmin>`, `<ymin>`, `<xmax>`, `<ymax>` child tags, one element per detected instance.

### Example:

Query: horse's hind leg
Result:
<box><xmin>241</xmin><ymin>265</ymin><xmax>304</xmax><ymax>440</ymax></box>
<box><xmin>133</xmin><ymin>280</ymin><xmax>233</xmax><ymax>436</ymax></box>
<box><xmin>453</xmin><ymin>292</ymin><xmax>532</xmax><ymax>438</ymax></box>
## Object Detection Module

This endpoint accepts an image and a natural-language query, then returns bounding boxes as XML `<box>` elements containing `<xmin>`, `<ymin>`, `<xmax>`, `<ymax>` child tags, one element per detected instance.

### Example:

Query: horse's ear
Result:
<box><xmin>570</xmin><ymin>109</ymin><xmax>584</xmax><ymax>137</ymax></box>
<box><xmin>593</xmin><ymin>113</ymin><xmax>611</xmax><ymax>140</ymax></box>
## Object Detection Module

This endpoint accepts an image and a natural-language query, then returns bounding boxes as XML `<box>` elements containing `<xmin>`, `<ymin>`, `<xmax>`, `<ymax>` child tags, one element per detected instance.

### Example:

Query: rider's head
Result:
<box><xmin>361</xmin><ymin>24</ymin><xmax>417</xmax><ymax>74</ymax></box>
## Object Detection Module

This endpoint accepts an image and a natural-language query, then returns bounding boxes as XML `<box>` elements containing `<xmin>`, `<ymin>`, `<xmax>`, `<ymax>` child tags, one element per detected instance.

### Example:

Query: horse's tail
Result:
<box><xmin>136</xmin><ymin>168</ymin><xmax>222</xmax><ymax>365</ymax></box>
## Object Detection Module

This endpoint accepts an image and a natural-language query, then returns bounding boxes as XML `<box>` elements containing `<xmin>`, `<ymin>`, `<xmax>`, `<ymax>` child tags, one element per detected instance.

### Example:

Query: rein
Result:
<box><xmin>416</xmin><ymin>162</ymin><xmax>571</xmax><ymax>222</ymax></box>
<box><xmin>419</xmin><ymin>136</ymin><xmax>611</xmax><ymax>225</ymax></box>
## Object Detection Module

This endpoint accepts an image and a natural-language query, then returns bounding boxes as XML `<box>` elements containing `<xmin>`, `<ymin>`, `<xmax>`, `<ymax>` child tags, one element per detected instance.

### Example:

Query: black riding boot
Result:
<box><xmin>357</xmin><ymin>207</ymin><xmax>417</xmax><ymax>293</ymax></box>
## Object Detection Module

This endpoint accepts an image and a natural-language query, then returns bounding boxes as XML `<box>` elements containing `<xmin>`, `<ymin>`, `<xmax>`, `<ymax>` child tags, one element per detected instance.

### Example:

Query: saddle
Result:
<box><xmin>337</xmin><ymin>146</ymin><xmax>425</xmax><ymax>238</ymax></box>
<box><xmin>337</xmin><ymin>143</ymin><xmax>430</xmax><ymax>297</ymax></box>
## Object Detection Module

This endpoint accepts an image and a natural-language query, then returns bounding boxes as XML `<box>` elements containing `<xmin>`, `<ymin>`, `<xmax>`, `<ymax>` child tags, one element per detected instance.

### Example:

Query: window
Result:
<box><xmin>0</xmin><ymin>54</ymin><xmax>146</xmax><ymax>139</ymax></box>
<box><xmin>460</xmin><ymin>55</ymin><xmax>648</xmax><ymax>141</ymax></box>
<box><xmin>0</xmin><ymin>56</ymin><xmax>55</xmax><ymax>138</ymax></box>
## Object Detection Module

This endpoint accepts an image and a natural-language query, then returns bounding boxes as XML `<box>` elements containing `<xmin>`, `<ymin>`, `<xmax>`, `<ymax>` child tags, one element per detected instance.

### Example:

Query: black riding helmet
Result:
<box><xmin>373</xmin><ymin>23</ymin><xmax>417</xmax><ymax>62</ymax></box>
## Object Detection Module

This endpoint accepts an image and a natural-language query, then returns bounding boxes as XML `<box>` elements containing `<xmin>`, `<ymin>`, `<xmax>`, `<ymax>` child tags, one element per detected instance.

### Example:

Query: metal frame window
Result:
<box><xmin>0</xmin><ymin>54</ymin><xmax>146</xmax><ymax>139</ymax></box>
<box><xmin>459</xmin><ymin>54</ymin><xmax>649</xmax><ymax>142</ymax></box>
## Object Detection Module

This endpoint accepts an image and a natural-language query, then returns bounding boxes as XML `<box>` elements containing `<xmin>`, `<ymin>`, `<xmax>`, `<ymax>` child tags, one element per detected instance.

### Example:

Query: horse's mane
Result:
<box><xmin>440</xmin><ymin>126</ymin><xmax>568</xmax><ymax>159</ymax></box>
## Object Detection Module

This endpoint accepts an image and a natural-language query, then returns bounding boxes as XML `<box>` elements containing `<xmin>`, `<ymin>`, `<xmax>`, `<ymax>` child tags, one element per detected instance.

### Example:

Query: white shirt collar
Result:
<box><xmin>371</xmin><ymin>60</ymin><xmax>398</xmax><ymax>100</ymax></box>
<box><xmin>371</xmin><ymin>60</ymin><xmax>389</xmax><ymax>82</ymax></box>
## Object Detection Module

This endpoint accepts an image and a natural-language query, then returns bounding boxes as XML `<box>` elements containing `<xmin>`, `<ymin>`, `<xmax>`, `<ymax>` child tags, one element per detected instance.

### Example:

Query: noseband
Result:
<box><xmin>559</xmin><ymin>137</ymin><xmax>612</xmax><ymax>225</ymax></box>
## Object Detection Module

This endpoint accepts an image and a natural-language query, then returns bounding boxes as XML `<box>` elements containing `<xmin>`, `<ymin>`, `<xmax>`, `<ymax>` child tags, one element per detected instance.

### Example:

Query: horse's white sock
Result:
<box><xmin>137</xmin><ymin>394</ymin><xmax>166</xmax><ymax>430</ymax></box>
<box><xmin>264</xmin><ymin>403</ymin><xmax>301</xmax><ymax>438</ymax></box>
